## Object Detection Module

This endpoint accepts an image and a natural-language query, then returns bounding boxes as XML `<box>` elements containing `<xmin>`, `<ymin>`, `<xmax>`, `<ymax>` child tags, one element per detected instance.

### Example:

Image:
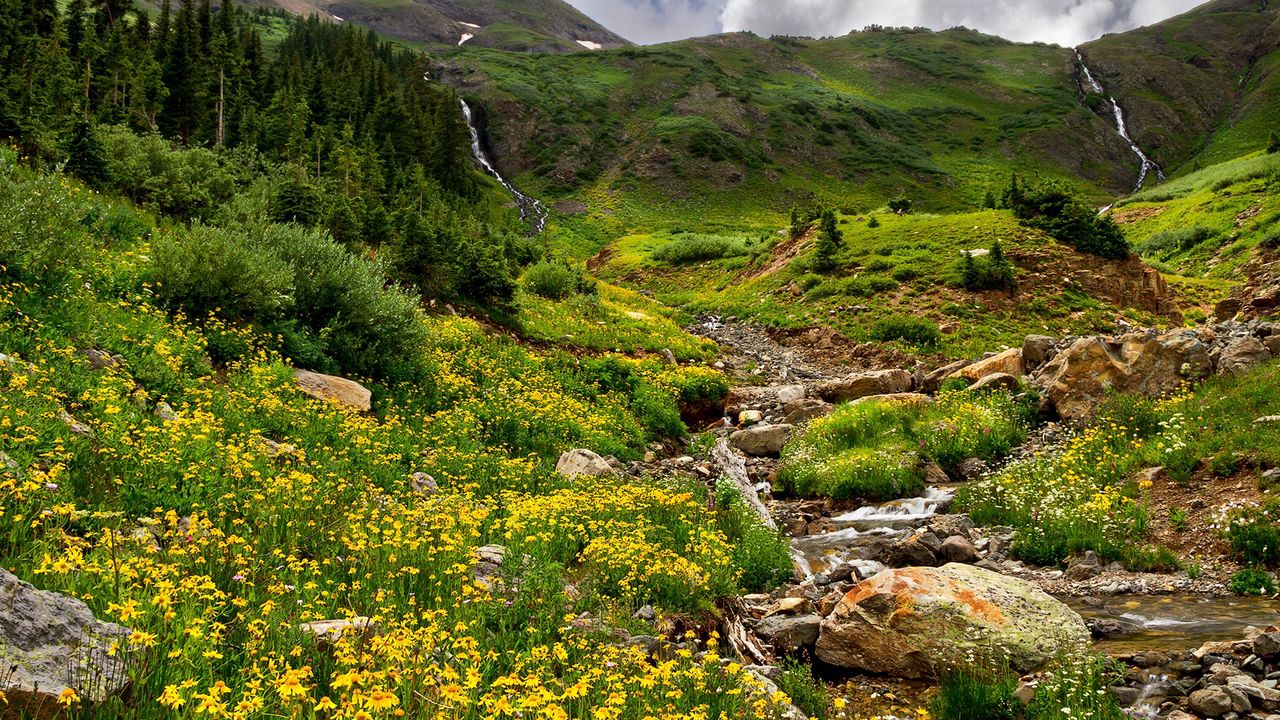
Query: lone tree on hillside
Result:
<box><xmin>814</xmin><ymin>208</ymin><xmax>843</xmax><ymax>272</ymax></box>
<box><xmin>1269</xmin><ymin>131</ymin><xmax>1279</xmax><ymax>154</ymax></box>
<box><xmin>888</xmin><ymin>197</ymin><xmax>912</xmax><ymax>215</ymax></box>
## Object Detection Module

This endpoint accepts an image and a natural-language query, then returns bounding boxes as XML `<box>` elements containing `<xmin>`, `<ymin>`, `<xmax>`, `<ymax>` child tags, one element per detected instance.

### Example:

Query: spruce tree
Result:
<box><xmin>1269</xmin><ymin>131</ymin><xmax>1279</xmax><ymax>154</ymax></box>
<box><xmin>814</xmin><ymin>208</ymin><xmax>842</xmax><ymax>272</ymax></box>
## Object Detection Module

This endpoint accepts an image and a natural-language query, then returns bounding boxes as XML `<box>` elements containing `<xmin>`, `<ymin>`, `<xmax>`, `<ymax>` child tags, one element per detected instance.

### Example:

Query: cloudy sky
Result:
<box><xmin>565</xmin><ymin>0</ymin><xmax>1206</xmax><ymax>46</ymax></box>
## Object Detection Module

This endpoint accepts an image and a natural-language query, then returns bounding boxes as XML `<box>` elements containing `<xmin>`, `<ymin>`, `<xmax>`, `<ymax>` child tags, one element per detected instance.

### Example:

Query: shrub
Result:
<box><xmin>150</xmin><ymin>225</ymin><xmax>296</xmax><ymax>324</ymax></box>
<box><xmin>777</xmin><ymin>660</ymin><xmax>829</xmax><ymax>719</ymax></box>
<box><xmin>869</xmin><ymin>315</ymin><xmax>941</xmax><ymax>346</ymax></box>
<box><xmin>715</xmin><ymin>483</ymin><xmax>795</xmax><ymax>593</ymax></box>
<box><xmin>1230</xmin><ymin>567</ymin><xmax>1277</xmax><ymax>596</ymax></box>
<box><xmin>96</xmin><ymin>125</ymin><xmax>235</xmax><ymax>220</ymax></box>
<box><xmin>1009</xmin><ymin>177</ymin><xmax>1130</xmax><ymax>260</ymax></box>
<box><xmin>0</xmin><ymin>170</ymin><xmax>94</xmax><ymax>287</ymax></box>
<box><xmin>522</xmin><ymin>260</ymin><xmax>596</xmax><ymax>301</ymax></box>
<box><xmin>1221</xmin><ymin>500</ymin><xmax>1280</xmax><ymax>566</ymax></box>
<box><xmin>651</xmin><ymin>233</ymin><xmax>750</xmax><ymax>265</ymax></box>
<box><xmin>1135</xmin><ymin>226</ymin><xmax>1218</xmax><ymax>257</ymax></box>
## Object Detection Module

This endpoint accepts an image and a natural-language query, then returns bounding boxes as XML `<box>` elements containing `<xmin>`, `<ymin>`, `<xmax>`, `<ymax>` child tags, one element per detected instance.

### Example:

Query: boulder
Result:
<box><xmin>923</xmin><ymin>359</ymin><xmax>974</xmax><ymax>394</ymax></box>
<box><xmin>555</xmin><ymin>449</ymin><xmax>615</xmax><ymax>478</ymax></box>
<box><xmin>1032</xmin><ymin>330</ymin><xmax>1213</xmax><ymax>421</ymax></box>
<box><xmin>293</xmin><ymin>369</ymin><xmax>373</xmax><ymax>412</ymax></box>
<box><xmin>1189</xmin><ymin>686</ymin><xmax>1235</xmax><ymax>717</ymax></box>
<box><xmin>725</xmin><ymin>386</ymin><xmax>782</xmax><ymax>415</ymax></box>
<box><xmin>969</xmin><ymin>373</ymin><xmax>1020</xmax><ymax>393</ymax></box>
<box><xmin>1022</xmin><ymin>335</ymin><xmax>1058</xmax><ymax>369</ymax></box>
<box><xmin>775</xmin><ymin>385</ymin><xmax>807</xmax><ymax>406</ymax></box>
<box><xmin>939</xmin><ymin>536</ymin><xmax>979</xmax><ymax>564</ymax></box>
<box><xmin>0</xmin><ymin>568</ymin><xmax>132</xmax><ymax>716</ymax></box>
<box><xmin>784</xmin><ymin>398</ymin><xmax>834</xmax><ymax>425</ymax></box>
<box><xmin>814</xmin><ymin>564</ymin><xmax>1089</xmax><ymax>678</ymax></box>
<box><xmin>1217</xmin><ymin>336</ymin><xmax>1271</xmax><ymax>376</ymax></box>
<box><xmin>755</xmin><ymin>614</ymin><xmax>821</xmax><ymax>654</ymax></box>
<box><xmin>849</xmin><ymin>393</ymin><xmax>934</xmax><ymax>409</ymax></box>
<box><xmin>949</xmin><ymin>349</ymin><xmax>1024</xmax><ymax>384</ymax></box>
<box><xmin>738</xmin><ymin>410</ymin><xmax>764</xmax><ymax>426</ymax></box>
<box><xmin>730</xmin><ymin>424</ymin><xmax>794</xmax><ymax>457</ymax></box>
<box><xmin>299</xmin><ymin>617</ymin><xmax>374</xmax><ymax>645</ymax></box>
<box><xmin>816</xmin><ymin>370</ymin><xmax>913</xmax><ymax>403</ymax></box>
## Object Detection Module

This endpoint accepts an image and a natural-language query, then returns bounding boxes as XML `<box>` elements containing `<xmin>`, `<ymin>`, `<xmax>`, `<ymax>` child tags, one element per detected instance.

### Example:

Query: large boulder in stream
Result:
<box><xmin>815</xmin><ymin>564</ymin><xmax>1089</xmax><ymax>679</ymax></box>
<box><xmin>1031</xmin><ymin>329</ymin><xmax>1212</xmax><ymax>421</ymax></box>
<box><xmin>0</xmin><ymin>568</ymin><xmax>132</xmax><ymax>717</ymax></box>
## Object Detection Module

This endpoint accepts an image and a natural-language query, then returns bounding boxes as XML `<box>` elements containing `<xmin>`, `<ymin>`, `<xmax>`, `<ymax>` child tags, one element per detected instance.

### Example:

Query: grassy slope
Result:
<box><xmin>1081</xmin><ymin>0</ymin><xmax>1280</xmax><ymax>174</ymax></box>
<box><xmin>449</xmin><ymin>28</ymin><xmax>1137</xmax><ymax>231</ymax></box>
<box><xmin>593</xmin><ymin>210</ymin><xmax>1171</xmax><ymax>360</ymax></box>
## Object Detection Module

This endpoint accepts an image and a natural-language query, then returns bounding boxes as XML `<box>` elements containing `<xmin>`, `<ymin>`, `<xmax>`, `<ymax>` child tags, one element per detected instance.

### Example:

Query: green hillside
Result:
<box><xmin>1080</xmin><ymin>0</ymin><xmax>1280</xmax><ymax>174</ymax></box>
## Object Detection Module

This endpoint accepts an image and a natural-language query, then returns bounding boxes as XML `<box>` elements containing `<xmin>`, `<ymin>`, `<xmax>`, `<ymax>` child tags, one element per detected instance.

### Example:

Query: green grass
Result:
<box><xmin>777</xmin><ymin>389</ymin><xmax>1032</xmax><ymax>500</ymax></box>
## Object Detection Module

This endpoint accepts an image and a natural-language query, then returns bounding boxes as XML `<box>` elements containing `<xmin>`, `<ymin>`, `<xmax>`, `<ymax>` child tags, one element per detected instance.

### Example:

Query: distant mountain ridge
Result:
<box><xmin>242</xmin><ymin>0</ymin><xmax>630</xmax><ymax>52</ymax></box>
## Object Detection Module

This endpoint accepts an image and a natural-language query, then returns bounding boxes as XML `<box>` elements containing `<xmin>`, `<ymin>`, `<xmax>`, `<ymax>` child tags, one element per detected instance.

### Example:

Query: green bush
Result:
<box><xmin>1009</xmin><ymin>178</ymin><xmax>1130</xmax><ymax>260</ymax></box>
<box><xmin>776</xmin><ymin>659</ymin><xmax>829</xmax><ymax>719</ymax></box>
<box><xmin>652</xmin><ymin>234</ymin><xmax>750</xmax><ymax>265</ymax></box>
<box><xmin>1135</xmin><ymin>225</ymin><xmax>1218</xmax><ymax>257</ymax></box>
<box><xmin>715</xmin><ymin>483</ymin><xmax>795</xmax><ymax>593</ymax></box>
<box><xmin>150</xmin><ymin>225</ymin><xmax>296</xmax><ymax>324</ymax></box>
<box><xmin>96</xmin><ymin>125</ymin><xmax>235</xmax><ymax>221</ymax></box>
<box><xmin>0</xmin><ymin>170</ymin><xmax>94</xmax><ymax>287</ymax></box>
<box><xmin>1230</xmin><ymin>567</ymin><xmax>1277</xmax><ymax>596</ymax></box>
<box><xmin>1222</xmin><ymin>500</ymin><xmax>1280</xmax><ymax>566</ymax></box>
<box><xmin>869</xmin><ymin>315</ymin><xmax>941</xmax><ymax>346</ymax></box>
<box><xmin>522</xmin><ymin>260</ymin><xmax>596</xmax><ymax>301</ymax></box>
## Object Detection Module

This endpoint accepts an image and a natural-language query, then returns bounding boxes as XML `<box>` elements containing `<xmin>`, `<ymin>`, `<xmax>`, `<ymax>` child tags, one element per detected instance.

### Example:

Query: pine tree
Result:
<box><xmin>1269</xmin><ymin>131</ymin><xmax>1279</xmax><ymax>154</ymax></box>
<box><xmin>868</xmin><ymin>215</ymin><xmax>880</xmax><ymax>229</ymax></box>
<box><xmin>988</xmin><ymin>241</ymin><xmax>1016</xmax><ymax>293</ymax></box>
<box><xmin>983</xmin><ymin>189</ymin><xmax>996</xmax><ymax>210</ymax></box>
<box><xmin>65</xmin><ymin>0</ymin><xmax>87</xmax><ymax>59</ymax></box>
<box><xmin>813</xmin><ymin>208</ymin><xmax>842</xmax><ymax>272</ymax></box>
<box><xmin>66</xmin><ymin>120</ymin><xmax>106</xmax><ymax>186</ymax></box>
<box><xmin>960</xmin><ymin>251</ymin><xmax>979</xmax><ymax>290</ymax></box>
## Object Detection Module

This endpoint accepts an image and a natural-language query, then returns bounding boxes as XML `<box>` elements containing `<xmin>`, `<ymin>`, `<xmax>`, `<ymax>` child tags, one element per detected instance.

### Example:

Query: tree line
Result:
<box><xmin>0</xmin><ymin>0</ymin><xmax>532</xmax><ymax>304</ymax></box>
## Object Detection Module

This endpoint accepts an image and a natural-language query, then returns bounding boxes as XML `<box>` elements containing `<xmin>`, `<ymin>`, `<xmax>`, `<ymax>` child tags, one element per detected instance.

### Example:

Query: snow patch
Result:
<box><xmin>457</xmin><ymin>21</ymin><xmax>480</xmax><ymax>29</ymax></box>
<box><xmin>458</xmin><ymin>33</ymin><xmax>474</xmax><ymax>46</ymax></box>
<box><xmin>576</xmin><ymin>40</ymin><xmax>603</xmax><ymax>50</ymax></box>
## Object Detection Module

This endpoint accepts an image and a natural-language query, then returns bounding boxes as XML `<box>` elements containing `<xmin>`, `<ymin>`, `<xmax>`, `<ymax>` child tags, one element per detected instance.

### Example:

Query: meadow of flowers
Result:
<box><xmin>0</xmin><ymin>149</ymin><xmax>799</xmax><ymax>719</ymax></box>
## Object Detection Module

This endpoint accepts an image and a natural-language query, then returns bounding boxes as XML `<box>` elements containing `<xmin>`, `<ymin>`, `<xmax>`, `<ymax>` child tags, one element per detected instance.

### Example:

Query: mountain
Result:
<box><xmin>444</xmin><ymin>29</ymin><xmax>1146</xmax><ymax>220</ymax></box>
<box><xmin>1079</xmin><ymin>0</ymin><xmax>1279</xmax><ymax>173</ymax></box>
<box><xmin>242</xmin><ymin>0</ymin><xmax>630</xmax><ymax>52</ymax></box>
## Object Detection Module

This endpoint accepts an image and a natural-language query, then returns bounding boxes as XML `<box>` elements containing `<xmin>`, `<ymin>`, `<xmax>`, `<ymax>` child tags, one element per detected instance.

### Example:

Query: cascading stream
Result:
<box><xmin>458</xmin><ymin>99</ymin><xmax>549</xmax><ymax>234</ymax></box>
<box><xmin>1076</xmin><ymin>51</ymin><xmax>1165</xmax><ymax>194</ymax></box>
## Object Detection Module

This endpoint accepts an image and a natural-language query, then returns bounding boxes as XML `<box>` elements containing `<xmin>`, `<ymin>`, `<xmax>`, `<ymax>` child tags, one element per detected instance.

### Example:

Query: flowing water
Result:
<box><xmin>459</xmin><ymin>99</ymin><xmax>549</xmax><ymax>234</ymax></box>
<box><xmin>1066</xmin><ymin>595</ymin><xmax>1280</xmax><ymax>654</ymax></box>
<box><xmin>791</xmin><ymin>487</ymin><xmax>955</xmax><ymax>578</ymax></box>
<box><xmin>1076</xmin><ymin>51</ymin><xmax>1166</xmax><ymax>193</ymax></box>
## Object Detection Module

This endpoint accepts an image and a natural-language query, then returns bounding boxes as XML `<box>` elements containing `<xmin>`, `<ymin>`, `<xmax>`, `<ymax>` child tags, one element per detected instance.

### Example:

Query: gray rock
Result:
<box><xmin>775</xmin><ymin>385</ymin><xmax>806</xmax><ymax>406</ymax></box>
<box><xmin>1065</xmin><ymin>551</ymin><xmax>1103</xmax><ymax>581</ymax></box>
<box><xmin>475</xmin><ymin>545</ymin><xmax>506</xmax><ymax>566</ymax></box>
<box><xmin>784</xmin><ymin>398</ymin><xmax>833</xmax><ymax>425</ymax></box>
<box><xmin>970</xmin><ymin>373</ymin><xmax>1021</xmax><ymax>393</ymax></box>
<box><xmin>83</xmin><ymin>349</ymin><xmax>123</xmax><ymax>370</ymax></box>
<box><xmin>633</xmin><ymin>605</ymin><xmax>656</xmax><ymax>622</ymax></box>
<box><xmin>154</xmin><ymin>401</ymin><xmax>178</xmax><ymax>423</ymax></box>
<box><xmin>410</xmin><ymin>472</ymin><xmax>438</xmax><ymax>496</ymax></box>
<box><xmin>555</xmin><ymin>449</ymin><xmax>615</xmax><ymax>478</ymax></box>
<box><xmin>0</xmin><ymin>568</ymin><xmax>132</xmax><ymax>716</ymax></box>
<box><xmin>1190</xmin><ymin>686</ymin><xmax>1235</xmax><ymax>717</ymax></box>
<box><xmin>955</xmin><ymin>458</ymin><xmax>989</xmax><ymax>481</ymax></box>
<box><xmin>1218</xmin><ymin>336</ymin><xmax>1272</xmax><ymax>376</ymax></box>
<box><xmin>1254</xmin><ymin>632</ymin><xmax>1280</xmax><ymax>659</ymax></box>
<box><xmin>939</xmin><ymin>536</ymin><xmax>979</xmax><ymax>563</ymax></box>
<box><xmin>730</xmin><ymin>424</ymin><xmax>794</xmax><ymax>457</ymax></box>
<box><xmin>816</xmin><ymin>369</ymin><xmax>913</xmax><ymax>403</ymax></box>
<box><xmin>1022</xmin><ymin>335</ymin><xmax>1058</xmax><ymax>369</ymax></box>
<box><xmin>755</xmin><ymin>614</ymin><xmax>821</xmax><ymax>653</ymax></box>
<box><xmin>659</xmin><ymin>348</ymin><xmax>678</xmax><ymax>366</ymax></box>
<box><xmin>738</xmin><ymin>410</ymin><xmax>764</xmax><ymax>426</ymax></box>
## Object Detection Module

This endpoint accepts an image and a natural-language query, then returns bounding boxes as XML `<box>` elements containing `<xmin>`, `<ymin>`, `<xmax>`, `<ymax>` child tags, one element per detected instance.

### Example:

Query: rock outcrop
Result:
<box><xmin>0</xmin><ymin>569</ymin><xmax>132</xmax><ymax>717</ymax></box>
<box><xmin>815</xmin><ymin>370</ymin><xmax>913</xmax><ymax>403</ymax></box>
<box><xmin>293</xmin><ymin>370</ymin><xmax>373</xmax><ymax>412</ymax></box>
<box><xmin>815</xmin><ymin>564</ymin><xmax>1088</xmax><ymax>678</ymax></box>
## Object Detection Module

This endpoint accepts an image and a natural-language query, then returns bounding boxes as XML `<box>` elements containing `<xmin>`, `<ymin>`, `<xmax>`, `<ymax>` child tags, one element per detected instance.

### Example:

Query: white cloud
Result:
<box><xmin>566</xmin><ymin>0</ymin><xmax>1207</xmax><ymax>47</ymax></box>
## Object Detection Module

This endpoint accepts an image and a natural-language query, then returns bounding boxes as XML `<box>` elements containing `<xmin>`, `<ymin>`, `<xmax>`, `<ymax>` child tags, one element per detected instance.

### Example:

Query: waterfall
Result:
<box><xmin>1076</xmin><ymin>51</ymin><xmax>1165</xmax><ymax>194</ymax></box>
<box><xmin>458</xmin><ymin>99</ymin><xmax>548</xmax><ymax>234</ymax></box>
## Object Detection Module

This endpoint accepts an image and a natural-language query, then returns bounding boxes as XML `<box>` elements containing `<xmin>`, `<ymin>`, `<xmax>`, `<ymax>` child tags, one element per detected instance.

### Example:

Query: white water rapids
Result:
<box><xmin>459</xmin><ymin>99</ymin><xmax>549</xmax><ymax>234</ymax></box>
<box><xmin>1077</xmin><ymin>51</ymin><xmax>1165</xmax><ymax>194</ymax></box>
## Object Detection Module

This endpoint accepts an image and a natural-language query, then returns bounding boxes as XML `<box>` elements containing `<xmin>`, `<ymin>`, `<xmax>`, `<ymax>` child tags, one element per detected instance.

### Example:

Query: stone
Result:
<box><xmin>633</xmin><ymin>605</ymin><xmax>656</xmax><ymax>622</ymax></box>
<box><xmin>555</xmin><ymin>449</ymin><xmax>615</xmax><ymax>478</ymax></box>
<box><xmin>949</xmin><ymin>348</ymin><xmax>1025</xmax><ymax>384</ymax></box>
<box><xmin>739</xmin><ymin>410</ymin><xmax>764</xmax><ymax>426</ymax></box>
<box><xmin>784</xmin><ymin>398</ymin><xmax>834</xmax><ymax>425</ymax></box>
<box><xmin>730</xmin><ymin>424</ymin><xmax>794</xmax><ymax>457</ymax></box>
<box><xmin>1190</xmin><ymin>687</ymin><xmax>1235</xmax><ymax>717</ymax></box>
<box><xmin>848</xmin><ymin>393</ymin><xmax>934</xmax><ymax>409</ymax></box>
<box><xmin>955</xmin><ymin>458</ymin><xmax>989</xmax><ymax>481</ymax></box>
<box><xmin>756</xmin><ymin>614</ymin><xmax>821</xmax><ymax>653</ymax></box>
<box><xmin>659</xmin><ymin>348</ymin><xmax>678</xmax><ymax>366</ymax></box>
<box><xmin>58</xmin><ymin>410</ymin><xmax>93</xmax><ymax>438</ymax></box>
<box><xmin>939</xmin><ymin>536</ymin><xmax>979</xmax><ymax>563</ymax></box>
<box><xmin>83</xmin><ymin>348</ymin><xmax>124</xmax><ymax>370</ymax></box>
<box><xmin>1065</xmin><ymin>551</ymin><xmax>1103</xmax><ymax>581</ymax></box>
<box><xmin>1022</xmin><ymin>335</ymin><xmax>1058</xmax><ymax>369</ymax></box>
<box><xmin>969</xmin><ymin>373</ymin><xmax>1021</xmax><ymax>393</ymax></box>
<box><xmin>1032</xmin><ymin>330</ymin><xmax>1213</xmax><ymax>421</ymax></box>
<box><xmin>1266</xmin><ymin>335</ymin><xmax>1280</xmax><ymax>356</ymax></box>
<box><xmin>1218</xmin><ymin>336</ymin><xmax>1272</xmax><ymax>376</ymax></box>
<box><xmin>475</xmin><ymin>545</ymin><xmax>506</xmax><ymax>566</ymax></box>
<box><xmin>410</xmin><ymin>472</ymin><xmax>438</xmax><ymax>496</ymax></box>
<box><xmin>775</xmin><ymin>385</ymin><xmax>807</xmax><ymax>405</ymax></box>
<box><xmin>815</xmin><ymin>370</ymin><xmax>913</xmax><ymax>403</ymax></box>
<box><xmin>922</xmin><ymin>462</ymin><xmax>950</xmax><ymax>484</ymax></box>
<box><xmin>884</xmin><ymin>535</ymin><xmax>939</xmax><ymax>568</ymax></box>
<box><xmin>725</xmin><ymin>386</ymin><xmax>783</xmax><ymax>415</ymax></box>
<box><xmin>814</xmin><ymin>564</ymin><xmax>1089</xmax><ymax>679</ymax></box>
<box><xmin>155</xmin><ymin>401</ymin><xmax>178</xmax><ymax>422</ymax></box>
<box><xmin>299</xmin><ymin>617</ymin><xmax>374</xmax><ymax>645</ymax></box>
<box><xmin>764</xmin><ymin>597</ymin><xmax>811</xmax><ymax>617</ymax></box>
<box><xmin>923</xmin><ymin>359</ymin><xmax>973</xmax><ymax>394</ymax></box>
<box><xmin>293</xmin><ymin>369</ymin><xmax>373</xmax><ymax>412</ymax></box>
<box><xmin>0</xmin><ymin>568</ymin><xmax>132</xmax><ymax>716</ymax></box>
<box><xmin>1254</xmin><ymin>632</ymin><xmax>1280</xmax><ymax>659</ymax></box>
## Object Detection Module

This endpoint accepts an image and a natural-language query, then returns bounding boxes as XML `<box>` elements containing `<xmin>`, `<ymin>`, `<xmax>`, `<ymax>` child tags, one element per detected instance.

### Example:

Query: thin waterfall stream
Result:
<box><xmin>1077</xmin><ymin>51</ymin><xmax>1165</xmax><ymax>194</ymax></box>
<box><xmin>459</xmin><ymin>99</ymin><xmax>549</xmax><ymax>234</ymax></box>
